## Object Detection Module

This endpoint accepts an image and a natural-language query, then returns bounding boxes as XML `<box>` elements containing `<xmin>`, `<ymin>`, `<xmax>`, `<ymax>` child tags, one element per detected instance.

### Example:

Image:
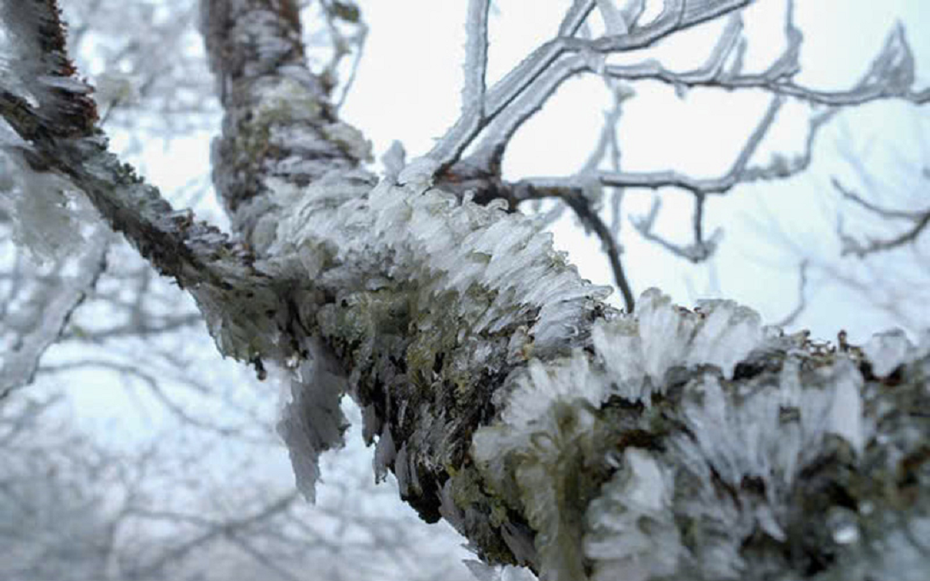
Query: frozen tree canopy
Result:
<box><xmin>1</xmin><ymin>1</ymin><xmax>928</xmax><ymax>580</ymax></box>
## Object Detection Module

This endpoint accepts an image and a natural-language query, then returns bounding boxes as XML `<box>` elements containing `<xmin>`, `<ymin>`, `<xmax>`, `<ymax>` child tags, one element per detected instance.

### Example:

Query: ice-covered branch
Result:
<box><xmin>453</xmin><ymin>0</ymin><xmax>925</xmax><ymax>273</ymax></box>
<box><xmin>4</xmin><ymin>3</ymin><xmax>928</xmax><ymax>580</ymax></box>
<box><xmin>469</xmin><ymin>289</ymin><xmax>930</xmax><ymax>579</ymax></box>
<box><xmin>425</xmin><ymin>0</ymin><xmax>490</xmax><ymax>172</ymax></box>
<box><xmin>600</xmin><ymin>15</ymin><xmax>928</xmax><ymax>107</ymax></box>
<box><xmin>199</xmin><ymin>0</ymin><xmax>371</xmax><ymax>248</ymax></box>
<box><xmin>434</xmin><ymin>0</ymin><xmax>751</xmax><ymax>177</ymax></box>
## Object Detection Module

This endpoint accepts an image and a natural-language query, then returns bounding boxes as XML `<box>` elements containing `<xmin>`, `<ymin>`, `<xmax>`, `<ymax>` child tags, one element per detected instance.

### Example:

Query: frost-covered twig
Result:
<box><xmin>425</xmin><ymin>0</ymin><xmax>490</xmax><ymax>172</ymax></box>
<box><xmin>460</xmin><ymin>0</ymin><xmax>921</xmax><ymax>269</ymax></box>
<box><xmin>599</xmin><ymin>15</ymin><xmax>928</xmax><ymax>107</ymax></box>
<box><xmin>435</xmin><ymin>0</ymin><xmax>751</xmax><ymax>176</ymax></box>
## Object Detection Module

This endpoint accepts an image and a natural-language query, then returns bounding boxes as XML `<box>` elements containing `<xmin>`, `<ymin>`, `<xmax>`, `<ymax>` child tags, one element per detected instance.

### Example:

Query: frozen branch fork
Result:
<box><xmin>1</xmin><ymin>1</ymin><xmax>928</xmax><ymax>579</ymax></box>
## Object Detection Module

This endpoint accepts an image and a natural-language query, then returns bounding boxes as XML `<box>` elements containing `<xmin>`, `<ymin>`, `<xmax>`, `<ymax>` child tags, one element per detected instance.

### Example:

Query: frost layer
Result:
<box><xmin>471</xmin><ymin>290</ymin><xmax>929</xmax><ymax>580</ymax></box>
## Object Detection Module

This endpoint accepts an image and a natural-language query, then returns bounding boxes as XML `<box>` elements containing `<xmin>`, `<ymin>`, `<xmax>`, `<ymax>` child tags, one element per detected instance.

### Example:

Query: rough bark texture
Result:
<box><xmin>1</xmin><ymin>1</ymin><xmax>928</xmax><ymax>580</ymax></box>
<box><xmin>200</xmin><ymin>0</ymin><xmax>369</xmax><ymax>248</ymax></box>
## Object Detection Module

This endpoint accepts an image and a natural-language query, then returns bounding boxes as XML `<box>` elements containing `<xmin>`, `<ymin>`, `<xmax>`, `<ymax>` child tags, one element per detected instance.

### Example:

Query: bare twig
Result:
<box><xmin>426</xmin><ymin>0</ymin><xmax>491</xmax><ymax>172</ymax></box>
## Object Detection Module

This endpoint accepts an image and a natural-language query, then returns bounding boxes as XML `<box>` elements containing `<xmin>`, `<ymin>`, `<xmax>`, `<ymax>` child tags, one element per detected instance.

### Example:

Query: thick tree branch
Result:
<box><xmin>199</xmin><ymin>0</ymin><xmax>370</xmax><ymax>248</ymax></box>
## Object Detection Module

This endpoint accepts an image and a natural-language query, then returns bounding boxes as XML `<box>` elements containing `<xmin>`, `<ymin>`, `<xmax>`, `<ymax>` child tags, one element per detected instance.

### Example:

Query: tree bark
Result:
<box><xmin>1</xmin><ymin>1</ymin><xmax>927</xmax><ymax>580</ymax></box>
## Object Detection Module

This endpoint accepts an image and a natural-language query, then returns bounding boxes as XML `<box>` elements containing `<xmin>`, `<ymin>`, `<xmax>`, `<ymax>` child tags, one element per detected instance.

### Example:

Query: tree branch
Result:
<box><xmin>199</xmin><ymin>0</ymin><xmax>370</xmax><ymax>248</ymax></box>
<box><xmin>3</xmin><ymin>4</ymin><xmax>928</xmax><ymax>581</ymax></box>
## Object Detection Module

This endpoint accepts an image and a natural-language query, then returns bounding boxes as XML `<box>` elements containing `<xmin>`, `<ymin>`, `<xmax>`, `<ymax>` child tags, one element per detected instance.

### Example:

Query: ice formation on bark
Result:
<box><xmin>0</xmin><ymin>151</ymin><xmax>92</xmax><ymax>262</ymax></box>
<box><xmin>269</xmin><ymin>171</ymin><xmax>612</xmax><ymax>360</ymax></box>
<box><xmin>263</xmin><ymin>166</ymin><xmax>611</xmax><ymax>513</ymax></box>
<box><xmin>277</xmin><ymin>337</ymin><xmax>350</xmax><ymax>501</ymax></box>
<box><xmin>583</xmin><ymin>448</ymin><xmax>680</xmax><ymax>581</ymax></box>
<box><xmin>862</xmin><ymin>328</ymin><xmax>929</xmax><ymax>378</ymax></box>
<box><xmin>471</xmin><ymin>289</ymin><xmax>928</xmax><ymax>580</ymax></box>
<box><xmin>592</xmin><ymin>287</ymin><xmax>764</xmax><ymax>402</ymax></box>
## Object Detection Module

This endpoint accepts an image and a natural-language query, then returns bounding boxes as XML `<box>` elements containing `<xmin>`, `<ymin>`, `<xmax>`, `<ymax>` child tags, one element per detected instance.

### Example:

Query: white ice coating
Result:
<box><xmin>471</xmin><ymin>353</ymin><xmax>603</xmax><ymax>469</ymax></box>
<box><xmin>862</xmin><ymin>328</ymin><xmax>927</xmax><ymax>378</ymax></box>
<box><xmin>461</xmin><ymin>0</ymin><xmax>489</xmax><ymax>113</ymax></box>
<box><xmin>826</xmin><ymin>360</ymin><xmax>866</xmax><ymax>454</ymax></box>
<box><xmin>475</xmin><ymin>289</ymin><xmax>766</xmax><ymax>465</ymax></box>
<box><xmin>593</xmin><ymin>287</ymin><xmax>764</xmax><ymax>403</ymax></box>
<box><xmin>645</xmin><ymin>357</ymin><xmax>870</xmax><ymax>578</ymax></box>
<box><xmin>470</xmin><ymin>286</ymin><xmax>906</xmax><ymax>580</ymax></box>
<box><xmin>583</xmin><ymin>448</ymin><xmax>681</xmax><ymax>581</ymax></box>
<box><xmin>269</xmin><ymin>170</ymin><xmax>610</xmax><ymax>356</ymax></box>
<box><xmin>276</xmin><ymin>337</ymin><xmax>349</xmax><ymax>501</ymax></box>
<box><xmin>674</xmin><ymin>356</ymin><xmax>868</xmax><ymax>494</ymax></box>
<box><xmin>396</xmin><ymin>156</ymin><xmax>441</xmax><ymax>194</ymax></box>
<box><xmin>596</xmin><ymin>0</ymin><xmax>631</xmax><ymax>35</ymax></box>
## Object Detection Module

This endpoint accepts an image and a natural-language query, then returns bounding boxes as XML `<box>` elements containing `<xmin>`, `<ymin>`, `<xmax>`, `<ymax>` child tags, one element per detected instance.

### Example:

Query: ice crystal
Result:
<box><xmin>396</xmin><ymin>156</ymin><xmax>440</xmax><ymax>194</ymax></box>
<box><xmin>277</xmin><ymin>337</ymin><xmax>349</xmax><ymax>501</ymax></box>
<box><xmin>0</xmin><ymin>152</ymin><xmax>90</xmax><ymax>263</ymax></box>
<box><xmin>593</xmin><ymin>288</ymin><xmax>763</xmax><ymax>402</ymax></box>
<box><xmin>583</xmin><ymin>448</ymin><xmax>681</xmax><ymax>581</ymax></box>
<box><xmin>862</xmin><ymin>328</ymin><xmax>920</xmax><ymax>377</ymax></box>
